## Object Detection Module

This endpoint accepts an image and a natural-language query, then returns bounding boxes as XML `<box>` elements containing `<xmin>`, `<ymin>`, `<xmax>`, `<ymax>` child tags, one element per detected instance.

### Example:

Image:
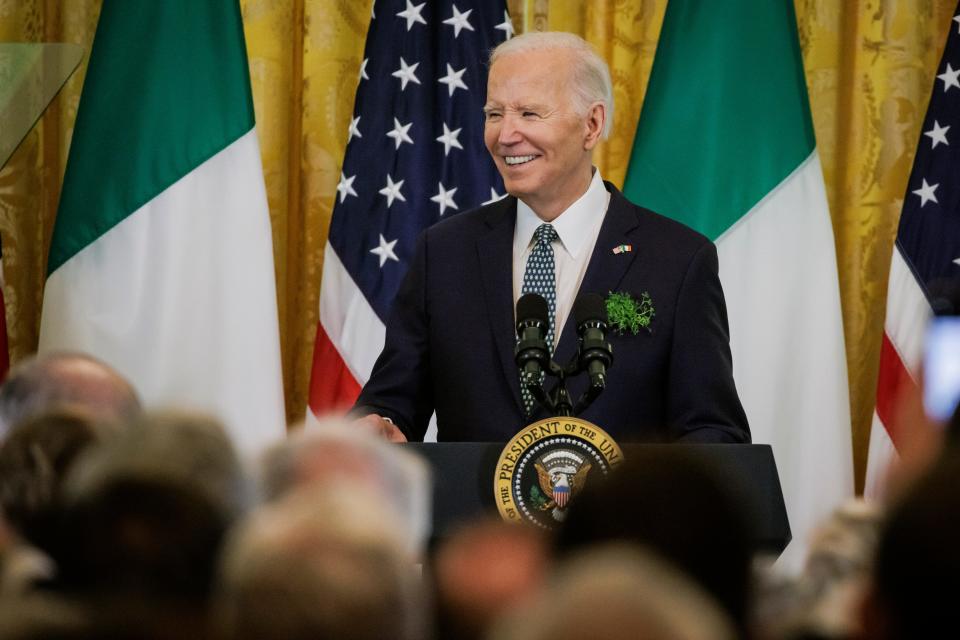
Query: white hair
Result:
<box><xmin>218</xmin><ymin>487</ymin><xmax>427</xmax><ymax>640</ymax></box>
<box><xmin>490</xmin><ymin>544</ymin><xmax>736</xmax><ymax>640</ymax></box>
<box><xmin>260</xmin><ymin>418</ymin><xmax>433</xmax><ymax>558</ymax></box>
<box><xmin>489</xmin><ymin>31</ymin><xmax>614</xmax><ymax>139</ymax></box>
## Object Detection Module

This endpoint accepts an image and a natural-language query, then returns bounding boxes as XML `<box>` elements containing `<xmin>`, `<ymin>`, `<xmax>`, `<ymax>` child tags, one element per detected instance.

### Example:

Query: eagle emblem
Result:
<box><xmin>494</xmin><ymin>418</ymin><xmax>624</xmax><ymax>529</ymax></box>
<box><xmin>534</xmin><ymin>450</ymin><xmax>592</xmax><ymax>522</ymax></box>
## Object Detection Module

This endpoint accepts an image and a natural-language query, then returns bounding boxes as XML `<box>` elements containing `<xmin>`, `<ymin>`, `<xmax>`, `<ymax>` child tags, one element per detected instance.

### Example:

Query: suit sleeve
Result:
<box><xmin>353</xmin><ymin>233</ymin><xmax>434</xmax><ymax>441</ymax></box>
<box><xmin>667</xmin><ymin>241</ymin><xmax>751</xmax><ymax>443</ymax></box>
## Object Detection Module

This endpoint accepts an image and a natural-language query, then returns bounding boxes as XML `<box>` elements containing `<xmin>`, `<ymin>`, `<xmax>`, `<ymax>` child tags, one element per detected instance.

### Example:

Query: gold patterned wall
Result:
<box><xmin>0</xmin><ymin>0</ymin><xmax>101</xmax><ymax>369</ymax></box>
<box><xmin>797</xmin><ymin>0</ymin><xmax>955</xmax><ymax>490</ymax></box>
<box><xmin>0</xmin><ymin>0</ymin><xmax>954</xmax><ymax>490</ymax></box>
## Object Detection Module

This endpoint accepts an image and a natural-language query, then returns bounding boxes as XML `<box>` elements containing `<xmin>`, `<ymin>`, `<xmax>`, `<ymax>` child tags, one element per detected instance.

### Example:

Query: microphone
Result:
<box><xmin>515</xmin><ymin>293</ymin><xmax>551</xmax><ymax>391</ymax></box>
<box><xmin>574</xmin><ymin>293</ymin><xmax>613</xmax><ymax>392</ymax></box>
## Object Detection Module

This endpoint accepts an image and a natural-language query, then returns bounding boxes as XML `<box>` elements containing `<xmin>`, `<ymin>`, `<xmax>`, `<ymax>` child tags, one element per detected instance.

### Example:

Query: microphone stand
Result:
<box><xmin>523</xmin><ymin>357</ymin><xmax>592</xmax><ymax>418</ymax></box>
<box><xmin>516</xmin><ymin>293</ymin><xmax>612</xmax><ymax>419</ymax></box>
<box><xmin>546</xmin><ymin>360</ymin><xmax>578</xmax><ymax>417</ymax></box>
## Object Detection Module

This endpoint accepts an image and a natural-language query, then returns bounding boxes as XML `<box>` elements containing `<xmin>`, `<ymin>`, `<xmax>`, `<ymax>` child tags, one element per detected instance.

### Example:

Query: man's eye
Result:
<box><xmin>485</xmin><ymin>111</ymin><xmax>502</xmax><ymax>120</ymax></box>
<box><xmin>522</xmin><ymin>111</ymin><xmax>538</xmax><ymax>118</ymax></box>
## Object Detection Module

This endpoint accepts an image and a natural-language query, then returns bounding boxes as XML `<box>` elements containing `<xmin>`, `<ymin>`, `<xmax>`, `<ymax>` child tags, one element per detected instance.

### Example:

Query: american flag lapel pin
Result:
<box><xmin>612</xmin><ymin>244</ymin><xmax>632</xmax><ymax>255</ymax></box>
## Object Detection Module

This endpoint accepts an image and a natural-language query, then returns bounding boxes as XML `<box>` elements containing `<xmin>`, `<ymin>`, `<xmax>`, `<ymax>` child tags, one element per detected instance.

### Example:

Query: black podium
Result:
<box><xmin>404</xmin><ymin>443</ymin><xmax>791</xmax><ymax>554</ymax></box>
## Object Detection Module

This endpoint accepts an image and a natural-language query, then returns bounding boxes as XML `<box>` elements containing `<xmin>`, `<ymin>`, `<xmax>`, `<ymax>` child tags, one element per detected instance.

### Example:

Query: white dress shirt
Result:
<box><xmin>513</xmin><ymin>169</ymin><xmax>611</xmax><ymax>349</ymax></box>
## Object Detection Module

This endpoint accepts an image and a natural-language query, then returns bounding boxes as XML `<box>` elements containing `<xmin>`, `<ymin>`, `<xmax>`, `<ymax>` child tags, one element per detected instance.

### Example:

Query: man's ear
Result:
<box><xmin>583</xmin><ymin>102</ymin><xmax>606</xmax><ymax>150</ymax></box>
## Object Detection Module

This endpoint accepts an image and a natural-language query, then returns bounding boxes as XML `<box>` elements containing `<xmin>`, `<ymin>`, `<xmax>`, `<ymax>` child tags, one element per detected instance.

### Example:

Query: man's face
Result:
<box><xmin>484</xmin><ymin>48</ymin><xmax>603</xmax><ymax>220</ymax></box>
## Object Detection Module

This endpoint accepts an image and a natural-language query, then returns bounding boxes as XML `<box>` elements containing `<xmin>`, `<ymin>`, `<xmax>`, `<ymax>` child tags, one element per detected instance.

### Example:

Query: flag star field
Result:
<box><xmin>328</xmin><ymin>0</ymin><xmax>510</xmax><ymax>323</ymax></box>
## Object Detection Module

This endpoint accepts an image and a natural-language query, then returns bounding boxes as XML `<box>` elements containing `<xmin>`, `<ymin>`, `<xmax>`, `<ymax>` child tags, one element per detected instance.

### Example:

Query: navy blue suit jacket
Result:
<box><xmin>356</xmin><ymin>182</ymin><xmax>750</xmax><ymax>443</ymax></box>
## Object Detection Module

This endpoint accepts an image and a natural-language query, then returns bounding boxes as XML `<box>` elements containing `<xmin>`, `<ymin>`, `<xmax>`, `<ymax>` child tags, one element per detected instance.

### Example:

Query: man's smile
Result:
<box><xmin>504</xmin><ymin>154</ymin><xmax>538</xmax><ymax>166</ymax></box>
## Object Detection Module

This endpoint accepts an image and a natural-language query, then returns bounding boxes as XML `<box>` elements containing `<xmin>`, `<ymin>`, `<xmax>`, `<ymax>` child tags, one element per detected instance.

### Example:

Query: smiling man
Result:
<box><xmin>354</xmin><ymin>32</ymin><xmax>749</xmax><ymax>445</ymax></box>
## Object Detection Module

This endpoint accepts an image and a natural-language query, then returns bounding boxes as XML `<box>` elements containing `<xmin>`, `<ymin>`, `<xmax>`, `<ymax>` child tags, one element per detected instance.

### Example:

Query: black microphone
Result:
<box><xmin>515</xmin><ymin>293</ymin><xmax>551</xmax><ymax>390</ymax></box>
<box><xmin>574</xmin><ymin>293</ymin><xmax>613</xmax><ymax>391</ymax></box>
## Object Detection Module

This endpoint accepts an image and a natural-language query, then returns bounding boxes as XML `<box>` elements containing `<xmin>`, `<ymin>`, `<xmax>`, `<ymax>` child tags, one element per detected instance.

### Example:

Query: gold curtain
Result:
<box><xmin>0</xmin><ymin>0</ymin><xmax>953</xmax><ymax>490</ymax></box>
<box><xmin>797</xmin><ymin>0</ymin><xmax>954</xmax><ymax>490</ymax></box>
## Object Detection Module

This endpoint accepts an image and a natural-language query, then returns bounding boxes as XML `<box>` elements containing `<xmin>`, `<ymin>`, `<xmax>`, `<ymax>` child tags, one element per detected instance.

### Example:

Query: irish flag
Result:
<box><xmin>39</xmin><ymin>0</ymin><xmax>285</xmax><ymax>455</ymax></box>
<box><xmin>624</xmin><ymin>0</ymin><xmax>853</xmax><ymax>569</ymax></box>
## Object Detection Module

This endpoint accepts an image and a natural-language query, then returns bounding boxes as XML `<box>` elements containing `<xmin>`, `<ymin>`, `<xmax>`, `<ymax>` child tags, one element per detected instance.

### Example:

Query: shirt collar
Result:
<box><xmin>514</xmin><ymin>169</ymin><xmax>608</xmax><ymax>259</ymax></box>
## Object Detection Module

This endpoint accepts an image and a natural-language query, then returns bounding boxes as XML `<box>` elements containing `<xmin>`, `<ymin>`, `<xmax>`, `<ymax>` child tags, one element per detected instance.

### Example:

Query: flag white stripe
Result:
<box><xmin>319</xmin><ymin>241</ymin><xmax>386</xmax><ymax>386</ymax></box>
<box><xmin>40</xmin><ymin>129</ymin><xmax>285</xmax><ymax>456</ymax></box>
<box><xmin>865</xmin><ymin>411</ymin><xmax>898</xmax><ymax>499</ymax></box>
<box><xmin>863</xmin><ymin>246</ymin><xmax>933</xmax><ymax>499</ymax></box>
<box><xmin>884</xmin><ymin>246</ymin><xmax>932</xmax><ymax>376</ymax></box>
<box><xmin>717</xmin><ymin>150</ymin><xmax>853</xmax><ymax>572</ymax></box>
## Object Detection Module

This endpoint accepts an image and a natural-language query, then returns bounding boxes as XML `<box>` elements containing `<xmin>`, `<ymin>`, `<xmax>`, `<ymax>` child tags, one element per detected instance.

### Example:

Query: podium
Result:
<box><xmin>404</xmin><ymin>443</ymin><xmax>791</xmax><ymax>554</ymax></box>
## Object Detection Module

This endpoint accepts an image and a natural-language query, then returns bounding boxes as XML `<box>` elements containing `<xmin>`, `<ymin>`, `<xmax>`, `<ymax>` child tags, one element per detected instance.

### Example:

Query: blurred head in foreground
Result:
<box><xmin>261</xmin><ymin>418</ymin><xmax>431</xmax><ymax>556</ymax></box>
<box><xmin>432</xmin><ymin>518</ymin><xmax>549</xmax><ymax>640</ymax></box>
<box><xmin>53</xmin><ymin>410</ymin><xmax>244</xmax><ymax>603</ymax></box>
<box><xmin>217</xmin><ymin>485</ymin><xmax>426</xmax><ymax>640</ymax></box>
<box><xmin>753</xmin><ymin>498</ymin><xmax>882</xmax><ymax>640</ymax></box>
<box><xmin>489</xmin><ymin>544</ymin><xmax>735</xmax><ymax>640</ymax></box>
<box><xmin>0</xmin><ymin>352</ymin><xmax>140</xmax><ymax>440</ymax></box>
<box><xmin>865</xmin><ymin>452</ymin><xmax>960</xmax><ymax>639</ymax></box>
<box><xmin>0</xmin><ymin>409</ymin><xmax>105</xmax><ymax>554</ymax></box>
<box><xmin>555</xmin><ymin>448</ymin><xmax>753</xmax><ymax>631</ymax></box>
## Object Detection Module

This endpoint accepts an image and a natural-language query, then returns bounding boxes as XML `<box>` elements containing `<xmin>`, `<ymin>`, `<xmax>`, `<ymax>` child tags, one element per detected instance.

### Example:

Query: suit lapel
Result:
<box><xmin>553</xmin><ymin>184</ymin><xmax>641</xmax><ymax>367</ymax></box>
<box><xmin>477</xmin><ymin>197</ymin><xmax>525</xmax><ymax>412</ymax></box>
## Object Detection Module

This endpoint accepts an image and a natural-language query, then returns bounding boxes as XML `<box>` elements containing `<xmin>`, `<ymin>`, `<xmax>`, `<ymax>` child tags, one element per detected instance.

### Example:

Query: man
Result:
<box><xmin>217</xmin><ymin>487</ymin><xmax>426</xmax><ymax>640</ymax></box>
<box><xmin>490</xmin><ymin>545</ymin><xmax>736</xmax><ymax>640</ymax></box>
<box><xmin>260</xmin><ymin>420</ymin><xmax>432</xmax><ymax>558</ymax></box>
<box><xmin>432</xmin><ymin>518</ymin><xmax>550</xmax><ymax>640</ymax></box>
<box><xmin>355</xmin><ymin>32</ymin><xmax>748</xmax><ymax>444</ymax></box>
<box><xmin>0</xmin><ymin>351</ymin><xmax>141</xmax><ymax>440</ymax></box>
<box><xmin>55</xmin><ymin>410</ymin><xmax>245</xmax><ymax>601</ymax></box>
<box><xmin>0</xmin><ymin>409</ymin><xmax>103</xmax><ymax>567</ymax></box>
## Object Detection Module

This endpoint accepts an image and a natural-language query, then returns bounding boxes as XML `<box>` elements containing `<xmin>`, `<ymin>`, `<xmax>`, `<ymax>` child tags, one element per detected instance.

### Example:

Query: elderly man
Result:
<box><xmin>0</xmin><ymin>352</ymin><xmax>141</xmax><ymax>441</ymax></box>
<box><xmin>355</xmin><ymin>32</ymin><xmax>748</xmax><ymax>444</ymax></box>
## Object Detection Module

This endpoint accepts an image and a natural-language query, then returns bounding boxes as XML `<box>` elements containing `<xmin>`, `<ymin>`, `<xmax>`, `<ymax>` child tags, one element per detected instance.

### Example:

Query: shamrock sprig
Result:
<box><xmin>606</xmin><ymin>291</ymin><xmax>655</xmax><ymax>335</ymax></box>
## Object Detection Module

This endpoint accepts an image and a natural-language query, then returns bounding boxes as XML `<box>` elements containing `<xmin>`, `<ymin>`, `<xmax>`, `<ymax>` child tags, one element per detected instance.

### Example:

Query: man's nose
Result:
<box><xmin>498</xmin><ymin>114</ymin><xmax>523</xmax><ymax>144</ymax></box>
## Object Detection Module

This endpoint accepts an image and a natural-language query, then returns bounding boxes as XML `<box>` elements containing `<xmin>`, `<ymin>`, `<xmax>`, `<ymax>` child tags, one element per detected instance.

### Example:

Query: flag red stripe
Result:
<box><xmin>308</xmin><ymin>322</ymin><xmax>361</xmax><ymax>416</ymax></box>
<box><xmin>874</xmin><ymin>331</ymin><xmax>917</xmax><ymax>451</ymax></box>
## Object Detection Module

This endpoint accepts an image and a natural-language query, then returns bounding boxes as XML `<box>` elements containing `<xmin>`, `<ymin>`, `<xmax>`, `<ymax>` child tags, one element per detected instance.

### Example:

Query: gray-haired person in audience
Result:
<box><xmin>217</xmin><ymin>485</ymin><xmax>428</xmax><ymax>640</ymax></box>
<box><xmin>489</xmin><ymin>544</ymin><xmax>736</xmax><ymax>640</ymax></box>
<box><xmin>0</xmin><ymin>352</ymin><xmax>141</xmax><ymax>440</ymax></box>
<box><xmin>259</xmin><ymin>419</ymin><xmax>432</xmax><ymax>558</ymax></box>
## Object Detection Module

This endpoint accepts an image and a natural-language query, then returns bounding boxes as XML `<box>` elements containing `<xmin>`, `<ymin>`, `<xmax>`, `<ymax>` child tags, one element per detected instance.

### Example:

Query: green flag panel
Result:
<box><xmin>49</xmin><ymin>0</ymin><xmax>255</xmax><ymax>273</ymax></box>
<box><xmin>623</xmin><ymin>0</ymin><xmax>815</xmax><ymax>240</ymax></box>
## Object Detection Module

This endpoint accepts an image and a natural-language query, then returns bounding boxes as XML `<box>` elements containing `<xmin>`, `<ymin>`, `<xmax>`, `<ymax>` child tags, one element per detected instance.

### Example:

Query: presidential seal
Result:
<box><xmin>494</xmin><ymin>418</ymin><xmax>624</xmax><ymax>529</ymax></box>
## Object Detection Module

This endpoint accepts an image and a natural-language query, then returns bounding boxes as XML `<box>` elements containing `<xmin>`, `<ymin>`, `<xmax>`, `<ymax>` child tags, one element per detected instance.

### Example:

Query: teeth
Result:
<box><xmin>504</xmin><ymin>155</ymin><xmax>535</xmax><ymax>165</ymax></box>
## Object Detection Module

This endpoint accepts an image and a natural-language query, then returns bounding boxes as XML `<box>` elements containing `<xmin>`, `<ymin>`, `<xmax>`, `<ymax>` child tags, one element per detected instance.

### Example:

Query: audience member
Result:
<box><xmin>0</xmin><ymin>410</ymin><xmax>103</xmax><ymax>548</ymax></box>
<box><xmin>52</xmin><ymin>411</ymin><xmax>245</xmax><ymax>604</ymax></box>
<box><xmin>0</xmin><ymin>352</ymin><xmax>140</xmax><ymax>440</ymax></box>
<box><xmin>260</xmin><ymin>419</ymin><xmax>431</xmax><ymax>557</ymax></box>
<box><xmin>863</xmin><ymin>451</ymin><xmax>960</xmax><ymax>639</ymax></box>
<box><xmin>431</xmin><ymin>518</ymin><xmax>549</xmax><ymax>640</ymax></box>
<box><xmin>489</xmin><ymin>544</ymin><xmax>736</xmax><ymax>640</ymax></box>
<box><xmin>0</xmin><ymin>410</ymin><xmax>106</xmax><ymax>594</ymax></box>
<box><xmin>0</xmin><ymin>594</ymin><xmax>87</xmax><ymax>639</ymax></box>
<box><xmin>555</xmin><ymin>448</ymin><xmax>753</xmax><ymax>634</ymax></box>
<box><xmin>752</xmin><ymin>499</ymin><xmax>881</xmax><ymax>640</ymax></box>
<box><xmin>0</xmin><ymin>592</ymin><xmax>217</xmax><ymax>639</ymax></box>
<box><xmin>217</xmin><ymin>486</ymin><xmax>426</xmax><ymax>640</ymax></box>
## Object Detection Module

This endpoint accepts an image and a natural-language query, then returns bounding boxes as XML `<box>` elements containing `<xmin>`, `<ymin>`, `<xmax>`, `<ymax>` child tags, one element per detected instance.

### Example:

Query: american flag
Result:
<box><xmin>308</xmin><ymin>0</ymin><xmax>511</xmax><ymax>421</ymax></box>
<box><xmin>866</xmin><ymin>4</ymin><xmax>960</xmax><ymax>497</ymax></box>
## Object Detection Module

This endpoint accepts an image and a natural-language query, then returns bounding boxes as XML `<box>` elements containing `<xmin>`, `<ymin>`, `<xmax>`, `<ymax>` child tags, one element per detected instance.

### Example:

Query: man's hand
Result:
<box><xmin>354</xmin><ymin>413</ymin><xmax>408</xmax><ymax>443</ymax></box>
